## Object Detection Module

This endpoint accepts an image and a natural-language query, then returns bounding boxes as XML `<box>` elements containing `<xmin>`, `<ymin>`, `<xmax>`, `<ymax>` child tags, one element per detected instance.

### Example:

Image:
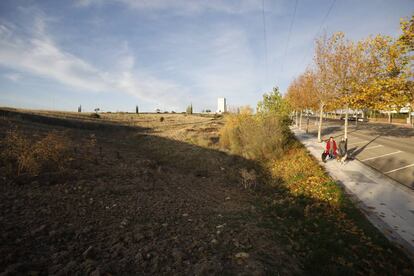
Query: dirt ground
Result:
<box><xmin>0</xmin><ymin>111</ymin><xmax>301</xmax><ymax>275</ymax></box>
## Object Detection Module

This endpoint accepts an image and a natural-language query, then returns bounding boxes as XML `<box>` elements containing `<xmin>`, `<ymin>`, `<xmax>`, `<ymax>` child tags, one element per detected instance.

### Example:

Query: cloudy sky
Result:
<box><xmin>0</xmin><ymin>0</ymin><xmax>413</xmax><ymax>112</ymax></box>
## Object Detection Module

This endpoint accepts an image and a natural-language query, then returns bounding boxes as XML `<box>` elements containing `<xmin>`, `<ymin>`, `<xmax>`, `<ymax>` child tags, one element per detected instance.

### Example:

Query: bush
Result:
<box><xmin>160</xmin><ymin>116</ymin><xmax>165</xmax><ymax>122</ymax></box>
<box><xmin>90</xmin><ymin>113</ymin><xmax>100</xmax><ymax>119</ymax></box>
<box><xmin>1</xmin><ymin>128</ymin><xmax>72</xmax><ymax>178</ymax></box>
<box><xmin>219</xmin><ymin>113</ymin><xmax>291</xmax><ymax>161</ymax></box>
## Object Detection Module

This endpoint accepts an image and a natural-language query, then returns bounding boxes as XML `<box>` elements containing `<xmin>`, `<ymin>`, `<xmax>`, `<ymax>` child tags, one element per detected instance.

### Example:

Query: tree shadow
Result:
<box><xmin>348</xmin><ymin>135</ymin><xmax>382</xmax><ymax>158</ymax></box>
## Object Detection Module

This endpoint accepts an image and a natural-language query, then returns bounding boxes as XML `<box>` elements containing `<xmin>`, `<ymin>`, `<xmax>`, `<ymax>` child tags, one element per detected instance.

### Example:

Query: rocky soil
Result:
<box><xmin>0</xmin><ymin>115</ymin><xmax>300</xmax><ymax>275</ymax></box>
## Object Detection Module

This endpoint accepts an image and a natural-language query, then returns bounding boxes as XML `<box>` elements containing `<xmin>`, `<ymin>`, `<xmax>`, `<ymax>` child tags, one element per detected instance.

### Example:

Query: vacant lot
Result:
<box><xmin>0</xmin><ymin>109</ymin><xmax>413</xmax><ymax>275</ymax></box>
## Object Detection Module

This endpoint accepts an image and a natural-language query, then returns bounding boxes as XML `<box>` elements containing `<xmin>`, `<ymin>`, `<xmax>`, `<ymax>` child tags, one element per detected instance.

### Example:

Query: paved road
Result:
<box><xmin>293</xmin><ymin>128</ymin><xmax>414</xmax><ymax>259</ymax></box>
<box><xmin>299</xmin><ymin>118</ymin><xmax>414</xmax><ymax>189</ymax></box>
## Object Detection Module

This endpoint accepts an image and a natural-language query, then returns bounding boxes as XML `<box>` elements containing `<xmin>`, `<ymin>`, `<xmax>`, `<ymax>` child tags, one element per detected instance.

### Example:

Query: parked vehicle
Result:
<box><xmin>340</xmin><ymin>116</ymin><xmax>356</xmax><ymax>121</ymax></box>
<box><xmin>340</xmin><ymin>115</ymin><xmax>368</xmax><ymax>122</ymax></box>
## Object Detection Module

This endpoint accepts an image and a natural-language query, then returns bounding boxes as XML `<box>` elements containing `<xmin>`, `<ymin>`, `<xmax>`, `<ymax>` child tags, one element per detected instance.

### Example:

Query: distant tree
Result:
<box><xmin>205</xmin><ymin>109</ymin><xmax>211</xmax><ymax>113</ymax></box>
<box><xmin>78</xmin><ymin>105</ymin><xmax>82</xmax><ymax>112</ymax></box>
<box><xmin>155</xmin><ymin>108</ymin><xmax>161</xmax><ymax>113</ymax></box>
<box><xmin>186</xmin><ymin>104</ymin><xmax>193</xmax><ymax>114</ymax></box>
<box><xmin>94</xmin><ymin>108</ymin><xmax>100</xmax><ymax>113</ymax></box>
<box><xmin>136</xmin><ymin>105</ymin><xmax>139</xmax><ymax>114</ymax></box>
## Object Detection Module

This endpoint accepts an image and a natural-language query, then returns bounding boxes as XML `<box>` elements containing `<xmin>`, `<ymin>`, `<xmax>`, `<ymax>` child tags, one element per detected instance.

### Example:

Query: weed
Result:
<box><xmin>90</xmin><ymin>113</ymin><xmax>100</xmax><ymax>119</ymax></box>
<box><xmin>1</xmin><ymin>127</ymin><xmax>72</xmax><ymax>178</ymax></box>
<box><xmin>219</xmin><ymin>113</ymin><xmax>290</xmax><ymax>161</ymax></box>
<box><xmin>240</xmin><ymin>168</ymin><xmax>257</xmax><ymax>189</ymax></box>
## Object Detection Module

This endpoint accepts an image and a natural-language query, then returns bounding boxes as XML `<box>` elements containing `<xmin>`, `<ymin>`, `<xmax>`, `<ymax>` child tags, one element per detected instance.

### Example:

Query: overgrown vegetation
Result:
<box><xmin>1</xmin><ymin>128</ymin><xmax>72</xmax><ymax>178</ymax></box>
<box><xmin>218</xmin><ymin>87</ymin><xmax>413</xmax><ymax>274</ymax></box>
<box><xmin>220</xmin><ymin>88</ymin><xmax>292</xmax><ymax>161</ymax></box>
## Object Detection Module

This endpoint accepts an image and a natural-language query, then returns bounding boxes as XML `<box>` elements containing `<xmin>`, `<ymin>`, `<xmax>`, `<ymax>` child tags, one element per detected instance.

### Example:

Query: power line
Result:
<box><xmin>262</xmin><ymin>0</ymin><xmax>268</xmax><ymax>83</ymax></box>
<box><xmin>281</xmin><ymin>0</ymin><xmax>298</xmax><ymax>73</ymax></box>
<box><xmin>297</xmin><ymin>0</ymin><xmax>337</xmax><ymax>72</ymax></box>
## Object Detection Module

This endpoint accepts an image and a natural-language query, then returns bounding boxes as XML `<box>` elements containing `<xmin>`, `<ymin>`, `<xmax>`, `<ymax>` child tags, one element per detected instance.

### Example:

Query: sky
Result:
<box><xmin>0</xmin><ymin>0</ymin><xmax>413</xmax><ymax>112</ymax></box>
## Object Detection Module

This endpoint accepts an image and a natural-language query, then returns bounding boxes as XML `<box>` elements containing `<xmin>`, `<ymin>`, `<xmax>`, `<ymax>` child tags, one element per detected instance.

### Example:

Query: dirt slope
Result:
<box><xmin>0</xmin><ymin>113</ymin><xmax>300</xmax><ymax>275</ymax></box>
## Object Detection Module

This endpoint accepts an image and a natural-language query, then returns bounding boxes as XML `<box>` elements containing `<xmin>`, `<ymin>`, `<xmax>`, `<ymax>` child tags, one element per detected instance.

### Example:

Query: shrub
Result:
<box><xmin>90</xmin><ymin>113</ymin><xmax>100</xmax><ymax>119</ymax></box>
<box><xmin>1</xmin><ymin>128</ymin><xmax>72</xmax><ymax>178</ymax></box>
<box><xmin>160</xmin><ymin>116</ymin><xmax>165</xmax><ymax>122</ymax></box>
<box><xmin>219</xmin><ymin>113</ymin><xmax>291</xmax><ymax>161</ymax></box>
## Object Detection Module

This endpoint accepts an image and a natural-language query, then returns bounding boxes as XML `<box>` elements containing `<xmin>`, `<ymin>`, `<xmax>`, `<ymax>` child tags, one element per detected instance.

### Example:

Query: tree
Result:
<box><xmin>186</xmin><ymin>104</ymin><xmax>193</xmax><ymax>114</ymax></box>
<box><xmin>78</xmin><ymin>105</ymin><xmax>82</xmax><ymax>113</ymax></box>
<box><xmin>300</xmin><ymin>70</ymin><xmax>319</xmax><ymax>133</ymax></box>
<box><xmin>136</xmin><ymin>105</ymin><xmax>139</xmax><ymax>114</ymax></box>
<box><xmin>285</xmin><ymin>78</ymin><xmax>302</xmax><ymax>127</ymax></box>
<box><xmin>285</xmin><ymin>70</ymin><xmax>318</xmax><ymax>132</ymax></box>
<box><xmin>360</xmin><ymin>35</ymin><xmax>411</xmax><ymax>124</ymax></box>
<box><xmin>399</xmin><ymin>15</ymin><xmax>414</xmax><ymax>127</ymax></box>
<box><xmin>257</xmin><ymin>87</ymin><xmax>289</xmax><ymax>116</ymax></box>
<box><xmin>314</xmin><ymin>34</ymin><xmax>340</xmax><ymax>141</ymax></box>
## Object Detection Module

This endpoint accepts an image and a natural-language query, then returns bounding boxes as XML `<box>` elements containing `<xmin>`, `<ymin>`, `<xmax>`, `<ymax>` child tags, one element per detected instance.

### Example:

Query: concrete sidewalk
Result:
<box><xmin>292</xmin><ymin>127</ymin><xmax>414</xmax><ymax>259</ymax></box>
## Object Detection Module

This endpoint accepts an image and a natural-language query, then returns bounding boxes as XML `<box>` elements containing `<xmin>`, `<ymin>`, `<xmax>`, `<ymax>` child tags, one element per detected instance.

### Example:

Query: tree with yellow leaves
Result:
<box><xmin>360</xmin><ymin>35</ymin><xmax>411</xmax><ymax>124</ymax></box>
<box><xmin>399</xmin><ymin>15</ymin><xmax>414</xmax><ymax>126</ymax></box>
<box><xmin>314</xmin><ymin>33</ymin><xmax>345</xmax><ymax>141</ymax></box>
<box><xmin>286</xmin><ymin>69</ymin><xmax>318</xmax><ymax>132</ymax></box>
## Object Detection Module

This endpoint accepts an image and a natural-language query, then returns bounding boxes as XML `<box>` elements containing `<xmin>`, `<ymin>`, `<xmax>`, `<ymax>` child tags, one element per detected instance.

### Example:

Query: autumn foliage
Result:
<box><xmin>286</xmin><ymin>14</ymin><xmax>414</xmax><ymax>138</ymax></box>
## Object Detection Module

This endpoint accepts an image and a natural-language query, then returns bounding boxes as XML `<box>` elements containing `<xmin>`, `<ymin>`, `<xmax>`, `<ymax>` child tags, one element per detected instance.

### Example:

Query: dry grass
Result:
<box><xmin>219</xmin><ymin>113</ymin><xmax>291</xmax><ymax>161</ymax></box>
<box><xmin>1</xmin><ymin>127</ymin><xmax>72</xmax><ymax>178</ymax></box>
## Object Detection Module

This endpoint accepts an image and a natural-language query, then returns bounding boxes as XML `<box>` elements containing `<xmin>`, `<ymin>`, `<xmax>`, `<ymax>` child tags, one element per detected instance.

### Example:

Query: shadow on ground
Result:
<box><xmin>0</xmin><ymin>112</ymin><xmax>412</xmax><ymax>275</ymax></box>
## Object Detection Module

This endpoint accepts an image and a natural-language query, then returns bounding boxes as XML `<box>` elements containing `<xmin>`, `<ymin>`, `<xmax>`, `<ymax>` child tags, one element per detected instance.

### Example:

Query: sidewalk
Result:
<box><xmin>291</xmin><ymin>127</ymin><xmax>414</xmax><ymax>260</ymax></box>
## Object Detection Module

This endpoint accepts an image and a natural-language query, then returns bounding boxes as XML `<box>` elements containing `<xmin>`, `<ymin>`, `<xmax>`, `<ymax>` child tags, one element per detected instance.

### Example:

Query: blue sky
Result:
<box><xmin>0</xmin><ymin>0</ymin><xmax>413</xmax><ymax>112</ymax></box>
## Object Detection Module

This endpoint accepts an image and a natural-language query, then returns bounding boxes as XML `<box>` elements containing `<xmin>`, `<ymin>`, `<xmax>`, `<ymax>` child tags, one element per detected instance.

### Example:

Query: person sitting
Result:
<box><xmin>337</xmin><ymin>137</ymin><xmax>348</xmax><ymax>164</ymax></box>
<box><xmin>325</xmin><ymin>136</ymin><xmax>337</xmax><ymax>159</ymax></box>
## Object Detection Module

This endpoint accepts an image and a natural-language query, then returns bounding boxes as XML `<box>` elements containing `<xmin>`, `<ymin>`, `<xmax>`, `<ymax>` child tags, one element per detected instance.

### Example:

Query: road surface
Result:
<box><xmin>299</xmin><ymin>117</ymin><xmax>414</xmax><ymax>189</ymax></box>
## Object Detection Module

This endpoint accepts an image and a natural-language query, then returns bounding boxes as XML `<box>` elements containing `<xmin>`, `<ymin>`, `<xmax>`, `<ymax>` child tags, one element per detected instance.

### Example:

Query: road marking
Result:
<box><xmin>385</xmin><ymin>163</ymin><xmax>414</xmax><ymax>174</ymax></box>
<box><xmin>348</xmin><ymin>141</ymin><xmax>368</xmax><ymax>146</ymax></box>
<box><xmin>363</xmin><ymin>145</ymin><xmax>384</xmax><ymax>150</ymax></box>
<box><xmin>360</xmin><ymin>151</ymin><xmax>402</xmax><ymax>162</ymax></box>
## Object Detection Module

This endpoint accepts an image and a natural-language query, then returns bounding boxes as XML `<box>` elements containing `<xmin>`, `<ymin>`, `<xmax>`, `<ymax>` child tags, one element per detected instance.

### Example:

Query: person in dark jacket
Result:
<box><xmin>338</xmin><ymin>137</ymin><xmax>348</xmax><ymax>164</ymax></box>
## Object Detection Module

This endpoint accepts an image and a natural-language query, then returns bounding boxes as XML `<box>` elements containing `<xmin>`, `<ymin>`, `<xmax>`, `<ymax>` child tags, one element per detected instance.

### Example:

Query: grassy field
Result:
<box><xmin>0</xmin><ymin>108</ymin><xmax>413</xmax><ymax>275</ymax></box>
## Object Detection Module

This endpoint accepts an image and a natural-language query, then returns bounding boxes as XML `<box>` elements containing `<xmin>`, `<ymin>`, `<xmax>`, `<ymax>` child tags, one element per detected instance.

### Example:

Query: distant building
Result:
<box><xmin>217</xmin><ymin>97</ymin><xmax>227</xmax><ymax>113</ymax></box>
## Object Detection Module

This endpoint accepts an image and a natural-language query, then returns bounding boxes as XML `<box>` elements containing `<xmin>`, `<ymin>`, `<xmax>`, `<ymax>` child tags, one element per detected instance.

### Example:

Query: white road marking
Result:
<box><xmin>385</xmin><ymin>163</ymin><xmax>414</xmax><ymax>174</ymax></box>
<box><xmin>348</xmin><ymin>141</ymin><xmax>368</xmax><ymax>146</ymax></box>
<box><xmin>361</xmin><ymin>151</ymin><xmax>402</xmax><ymax>162</ymax></box>
<box><xmin>363</xmin><ymin>145</ymin><xmax>384</xmax><ymax>150</ymax></box>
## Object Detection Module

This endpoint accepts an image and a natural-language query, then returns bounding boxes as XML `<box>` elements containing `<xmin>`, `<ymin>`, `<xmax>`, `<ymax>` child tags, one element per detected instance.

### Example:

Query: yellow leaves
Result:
<box><xmin>271</xmin><ymin>147</ymin><xmax>341</xmax><ymax>205</ymax></box>
<box><xmin>295</xmin><ymin>23</ymin><xmax>413</xmax><ymax>112</ymax></box>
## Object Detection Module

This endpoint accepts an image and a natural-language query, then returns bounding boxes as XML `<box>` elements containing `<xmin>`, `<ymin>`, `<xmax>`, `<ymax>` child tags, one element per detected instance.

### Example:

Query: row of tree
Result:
<box><xmin>286</xmin><ymin>15</ymin><xmax>414</xmax><ymax>141</ymax></box>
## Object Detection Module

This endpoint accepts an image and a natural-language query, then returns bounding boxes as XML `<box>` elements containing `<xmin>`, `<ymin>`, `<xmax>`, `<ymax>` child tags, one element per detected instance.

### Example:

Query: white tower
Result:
<box><xmin>217</xmin><ymin>97</ymin><xmax>227</xmax><ymax>114</ymax></box>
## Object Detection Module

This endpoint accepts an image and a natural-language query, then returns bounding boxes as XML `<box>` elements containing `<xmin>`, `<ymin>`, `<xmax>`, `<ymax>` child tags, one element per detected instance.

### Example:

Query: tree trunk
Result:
<box><xmin>388</xmin><ymin>111</ymin><xmax>392</xmax><ymax>124</ymax></box>
<box><xmin>318</xmin><ymin>104</ymin><xmax>324</xmax><ymax>142</ymax></box>
<box><xmin>295</xmin><ymin>111</ymin><xmax>298</xmax><ymax>127</ymax></box>
<box><xmin>355</xmin><ymin>110</ymin><xmax>358</xmax><ymax>128</ymax></box>
<box><xmin>344</xmin><ymin>107</ymin><xmax>349</xmax><ymax>140</ymax></box>
<box><xmin>306</xmin><ymin>112</ymin><xmax>310</xmax><ymax>133</ymax></box>
<box><xmin>299</xmin><ymin>110</ymin><xmax>303</xmax><ymax>129</ymax></box>
<box><xmin>408</xmin><ymin>106</ymin><xmax>413</xmax><ymax>128</ymax></box>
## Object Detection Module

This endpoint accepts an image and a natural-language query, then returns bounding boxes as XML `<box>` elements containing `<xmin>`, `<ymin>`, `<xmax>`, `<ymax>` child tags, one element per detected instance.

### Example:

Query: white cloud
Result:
<box><xmin>76</xmin><ymin>0</ymin><xmax>264</xmax><ymax>14</ymax></box>
<box><xmin>0</xmin><ymin>16</ymin><xmax>187</xmax><ymax>109</ymax></box>
<box><xmin>3</xmin><ymin>72</ymin><xmax>21</xmax><ymax>82</ymax></box>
